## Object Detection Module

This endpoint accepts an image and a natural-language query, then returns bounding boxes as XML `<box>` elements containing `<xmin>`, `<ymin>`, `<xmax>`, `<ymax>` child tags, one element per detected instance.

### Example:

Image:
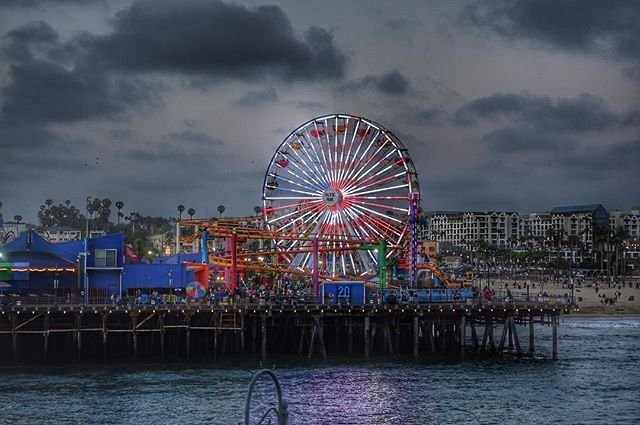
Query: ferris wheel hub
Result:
<box><xmin>322</xmin><ymin>188</ymin><xmax>342</xmax><ymax>207</ymax></box>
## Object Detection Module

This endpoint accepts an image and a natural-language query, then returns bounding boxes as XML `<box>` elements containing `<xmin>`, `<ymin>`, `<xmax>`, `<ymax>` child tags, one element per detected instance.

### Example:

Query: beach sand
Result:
<box><xmin>484</xmin><ymin>277</ymin><xmax>640</xmax><ymax>315</ymax></box>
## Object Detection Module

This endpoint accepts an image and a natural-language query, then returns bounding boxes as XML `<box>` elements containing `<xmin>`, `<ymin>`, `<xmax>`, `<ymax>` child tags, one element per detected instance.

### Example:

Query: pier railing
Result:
<box><xmin>0</xmin><ymin>290</ymin><xmax>576</xmax><ymax>310</ymax></box>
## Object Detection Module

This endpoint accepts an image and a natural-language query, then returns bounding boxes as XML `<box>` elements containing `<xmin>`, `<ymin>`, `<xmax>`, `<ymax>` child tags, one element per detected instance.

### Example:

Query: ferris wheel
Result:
<box><xmin>262</xmin><ymin>114</ymin><xmax>420</xmax><ymax>277</ymax></box>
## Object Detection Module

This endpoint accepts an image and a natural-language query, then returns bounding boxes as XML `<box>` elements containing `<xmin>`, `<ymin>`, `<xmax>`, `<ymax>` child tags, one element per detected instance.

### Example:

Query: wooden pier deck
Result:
<box><xmin>0</xmin><ymin>299</ymin><xmax>574</xmax><ymax>363</ymax></box>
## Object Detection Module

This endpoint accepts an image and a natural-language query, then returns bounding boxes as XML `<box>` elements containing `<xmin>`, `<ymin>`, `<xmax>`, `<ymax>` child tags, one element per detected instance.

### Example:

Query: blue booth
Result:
<box><xmin>321</xmin><ymin>281</ymin><xmax>366</xmax><ymax>305</ymax></box>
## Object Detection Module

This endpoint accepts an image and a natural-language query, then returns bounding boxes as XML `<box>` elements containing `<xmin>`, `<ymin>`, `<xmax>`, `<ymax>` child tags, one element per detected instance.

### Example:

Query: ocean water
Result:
<box><xmin>1</xmin><ymin>316</ymin><xmax>639</xmax><ymax>425</ymax></box>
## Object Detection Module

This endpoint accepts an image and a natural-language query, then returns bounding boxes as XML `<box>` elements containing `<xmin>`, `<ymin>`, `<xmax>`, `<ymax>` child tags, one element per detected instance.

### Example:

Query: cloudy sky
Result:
<box><xmin>1</xmin><ymin>0</ymin><xmax>638</xmax><ymax>223</ymax></box>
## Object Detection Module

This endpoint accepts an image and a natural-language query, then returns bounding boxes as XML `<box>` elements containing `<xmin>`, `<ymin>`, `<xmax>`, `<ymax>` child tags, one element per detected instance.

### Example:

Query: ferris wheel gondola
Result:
<box><xmin>262</xmin><ymin>114</ymin><xmax>419</xmax><ymax>277</ymax></box>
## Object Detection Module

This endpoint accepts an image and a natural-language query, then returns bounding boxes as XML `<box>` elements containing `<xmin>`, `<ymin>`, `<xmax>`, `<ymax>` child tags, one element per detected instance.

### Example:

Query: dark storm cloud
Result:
<box><xmin>1</xmin><ymin>58</ymin><xmax>160</xmax><ymax>124</ymax></box>
<box><xmin>460</xmin><ymin>0</ymin><xmax>640</xmax><ymax>62</ymax></box>
<box><xmin>0</xmin><ymin>0</ymin><xmax>105</xmax><ymax>9</ymax></box>
<box><xmin>623</xmin><ymin>64</ymin><xmax>640</xmax><ymax>81</ymax></box>
<box><xmin>559</xmin><ymin>138</ymin><xmax>640</xmax><ymax>172</ymax></box>
<box><xmin>292</xmin><ymin>100</ymin><xmax>326</xmax><ymax>111</ymax></box>
<box><xmin>339</xmin><ymin>69</ymin><xmax>410</xmax><ymax>96</ymax></box>
<box><xmin>622</xmin><ymin>108</ymin><xmax>640</xmax><ymax>126</ymax></box>
<box><xmin>452</xmin><ymin>93</ymin><xmax>619</xmax><ymax>132</ymax></box>
<box><xmin>1</xmin><ymin>21</ymin><xmax>66</xmax><ymax>63</ymax></box>
<box><xmin>109</xmin><ymin>129</ymin><xmax>133</xmax><ymax>141</ymax></box>
<box><xmin>169</xmin><ymin>130</ymin><xmax>225</xmax><ymax>146</ymax></box>
<box><xmin>382</xmin><ymin>18</ymin><xmax>423</xmax><ymax>32</ymax></box>
<box><xmin>73</xmin><ymin>0</ymin><xmax>347</xmax><ymax>81</ymax></box>
<box><xmin>481</xmin><ymin>127</ymin><xmax>576</xmax><ymax>154</ymax></box>
<box><xmin>3</xmin><ymin>20</ymin><xmax>58</xmax><ymax>46</ymax></box>
<box><xmin>235</xmin><ymin>88</ymin><xmax>279</xmax><ymax>107</ymax></box>
<box><xmin>409</xmin><ymin>107</ymin><xmax>446</xmax><ymax>125</ymax></box>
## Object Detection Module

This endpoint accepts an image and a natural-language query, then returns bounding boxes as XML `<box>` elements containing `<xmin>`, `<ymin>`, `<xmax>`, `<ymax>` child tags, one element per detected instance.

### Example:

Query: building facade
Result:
<box><xmin>415</xmin><ymin>204</ymin><xmax>640</xmax><ymax>260</ymax></box>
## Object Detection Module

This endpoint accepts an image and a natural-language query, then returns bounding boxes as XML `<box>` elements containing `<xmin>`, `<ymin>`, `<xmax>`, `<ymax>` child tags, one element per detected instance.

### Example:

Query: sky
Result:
<box><xmin>1</xmin><ymin>0</ymin><xmax>639</xmax><ymax>224</ymax></box>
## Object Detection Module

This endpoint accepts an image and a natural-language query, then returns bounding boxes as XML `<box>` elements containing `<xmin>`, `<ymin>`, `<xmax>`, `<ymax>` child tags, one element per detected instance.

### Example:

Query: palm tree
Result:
<box><xmin>115</xmin><ymin>201</ymin><xmax>124</xmax><ymax>224</ymax></box>
<box><xmin>253</xmin><ymin>206</ymin><xmax>262</xmax><ymax>216</ymax></box>
<box><xmin>14</xmin><ymin>215</ymin><xmax>22</xmax><ymax>224</ymax></box>
<box><xmin>177</xmin><ymin>204</ymin><xmax>185</xmax><ymax>220</ymax></box>
<box><xmin>612</xmin><ymin>227</ymin><xmax>629</xmax><ymax>279</ymax></box>
<box><xmin>217</xmin><ymin>205</ymin><xmax>225</xmax><ymax>218</ymax></box>
<box><xmin>187</xmin><ymin>208</ymin><xmax>196</xmax><ymax>220</ymax></box>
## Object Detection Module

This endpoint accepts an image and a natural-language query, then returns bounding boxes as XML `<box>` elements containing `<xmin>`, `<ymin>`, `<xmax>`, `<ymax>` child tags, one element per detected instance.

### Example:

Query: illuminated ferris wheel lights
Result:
<box><xmin>346</xmin><ymin>183</ymin><xmax>410</xmax><ymax>197</ymax></box>
<box><xmin>262</xmin><ymin>114</ymin><xmax>419</xmax><ymax>276</ymax></box>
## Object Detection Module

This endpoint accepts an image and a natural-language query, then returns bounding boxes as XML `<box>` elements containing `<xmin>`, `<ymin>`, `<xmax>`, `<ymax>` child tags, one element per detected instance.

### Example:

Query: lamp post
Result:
<box><xmin>83</xmin><ymin>196</ymin><xmax>91</xmax><ymax>305</ymax></box>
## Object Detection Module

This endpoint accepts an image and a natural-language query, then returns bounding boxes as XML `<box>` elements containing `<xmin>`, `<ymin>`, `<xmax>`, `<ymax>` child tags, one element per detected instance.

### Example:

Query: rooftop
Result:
<box><xmin>550</xmin><ymin>204</ymin><xmax>607</xmax><ymax>215</ymax></box>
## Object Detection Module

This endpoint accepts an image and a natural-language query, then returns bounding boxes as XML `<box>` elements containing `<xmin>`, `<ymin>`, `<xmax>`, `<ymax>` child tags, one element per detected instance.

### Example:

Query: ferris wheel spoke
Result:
<box><xmin>349</xmin><ymin>204</ymin><xmax>403</xmax><ymax>239</ymax></box>
<box><xmin>289</xmin><ymin>144</ymin><xmax>330</xmax><ymax>188</ymax></box>
<box><xmin>338</xmin><ymin>119</ymin><xmax>362</xmax><ymax>184</ymax></box>
<box><xmin>275</xmin><ymin>203</ymin><xmax>326</xmax><ymax>231</ymax></box>
<box><xmin>319</xmin><ymin>118</ymin><xmax>337</xmax><ymax>183</ymax></box>
<box><xmin>349</xmin><ymin>202</ymin><xmax>402</xmax><ymax>224</ymax></box>
<box><xmin>351</xmin><ymin>147</ymin><xmax>399</xmax><ymax>187</ymax></box>
<box><xmin>308</xmin><ymin>123</ymin><xmax>332</xmax><ymax>182</ymax></box>
<box><xmin>342</xmin><ymin>127</ymin><xmax>380</xmax><ymax>184</ymax></box>
<box><xmin>349</xmin><ymin>198</ymin><xmax>408</xmax><ymax>214</ymax></box>
<box><xmin>268</xmin><ymin>172</ymin><xmax>322</xmax><ymax>195</ymax></box>
<box><xmin>268</xmin><ymin>201</ymin><xmax>323</xmax><ymax>226</ymax></box>
<box><xmin>343</xmin><ymin>171</ymin><xmax>406</xmax><ymax>197</ymax></box>
<box><xmin>345</xmin><ymin>163</ymin><xmax>395</xmax><ymax>191</ymax></box>
<box><xmin>345</xmin><ymin>144</ymin><xmax>388</xmax><ymax>186</ymax></box>
<box><xmin>347</xmin><ymin>183</ymin><xmax>409</xmax><ymax>197</ymax></box>
<box><xmin>284</xmin><ymin>154</ymin><xmax>329</xmax><ymax>189</ymax></box>
<box><xmin>265</xmin><ymin>199</ymin><xmax>322</xmax><ymax>213</ymax></box>
<box><xmin>341</xmin><ymin>126</ymin><xmax>381</xmax><ymax>183</ymax></box>
<box><xmin>338</xmin><ymin>130</ymin><xmax>357</xmax><ymax>185</ymax></box>
<box><xmin>304</xmin><ymin>126</ymin><xmax>332</xmax><ymax>187</ymax></box>
<box><xmin>272</xmin><ymin>186</ymin><xmax>322</xmax><ymax>197</ymax></box>
<box><xmin>344</xmin><ymin>144</ymin><xmax>398</xmax><ymax>192</ymax></box>
<box><xmin>290</xmin><ymin>132</ymin><xmax>330</xmax><ymax>187</ymax></box>
<box><xmin>264</xmin><ymin>196</ymin><xmax>320</xmax><ymax>200</ymax></box>
<box><xmin>335</xmin><ymin>116</ymin><xmax>349</xmax><ymax>184</ymax></box>
<box><xmin>341</xmin><ymin>207</ymin><xmax>383</xmax><ymax>241</ymax></box>
<box><xmin>349</xmin><ymin>169</ymin><xmax>407</xmax><ymax>195</ymax></box>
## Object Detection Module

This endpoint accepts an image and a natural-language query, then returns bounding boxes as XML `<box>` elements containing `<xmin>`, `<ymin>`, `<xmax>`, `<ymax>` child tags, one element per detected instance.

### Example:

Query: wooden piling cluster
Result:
<box><xmin>0</xmin><ymin>302</ymin><xmax>567</xmax><ymax>362</ymax></box>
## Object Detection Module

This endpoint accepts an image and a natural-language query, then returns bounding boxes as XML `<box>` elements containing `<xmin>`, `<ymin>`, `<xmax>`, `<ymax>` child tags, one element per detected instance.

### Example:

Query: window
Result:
<box><xmin>95</xmin><ymin>249</ymin><xmax>117</xmax><ymax>267</ymax></box>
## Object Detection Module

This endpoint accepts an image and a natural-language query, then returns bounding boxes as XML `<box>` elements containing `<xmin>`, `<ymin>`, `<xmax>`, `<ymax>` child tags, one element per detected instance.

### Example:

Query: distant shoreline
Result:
<box><xmin>568</xmin><ymin>306</ymin><xmax>640</xmax><ymax>316</ymax></box>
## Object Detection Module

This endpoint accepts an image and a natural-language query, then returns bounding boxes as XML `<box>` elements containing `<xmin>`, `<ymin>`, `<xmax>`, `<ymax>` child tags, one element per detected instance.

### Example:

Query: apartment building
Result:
<box><xmin>418</xmin><ymin>204</ymin><xmax>620</xmax><ymax>256</ymax></box>
<box><xmin>420</xmin><ymin>211</ymin><xmax>520</xmax><ymax>248</ymax></box>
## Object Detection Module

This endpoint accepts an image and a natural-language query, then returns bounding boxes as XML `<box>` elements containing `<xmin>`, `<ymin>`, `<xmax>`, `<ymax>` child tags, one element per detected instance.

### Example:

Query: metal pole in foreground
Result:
<box><xmin>244</xmin><ymin>369</ymin><xmax>289</xmax><ymax>425</ymax></box>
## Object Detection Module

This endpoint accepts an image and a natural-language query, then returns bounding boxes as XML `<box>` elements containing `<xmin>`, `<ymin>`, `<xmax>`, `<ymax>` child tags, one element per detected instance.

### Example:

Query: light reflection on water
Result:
<box><xmin>0</xmin><ymin>317</ymin><xmax>639</xmax><ymax>424</ymax></box>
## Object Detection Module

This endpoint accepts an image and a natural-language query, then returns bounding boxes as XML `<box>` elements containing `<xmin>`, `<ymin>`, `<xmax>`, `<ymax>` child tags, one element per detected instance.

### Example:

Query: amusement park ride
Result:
<box><xmin>179</xmin><ymin>114</ymin><xmax>460</xmax><ymax>297</ymax></box>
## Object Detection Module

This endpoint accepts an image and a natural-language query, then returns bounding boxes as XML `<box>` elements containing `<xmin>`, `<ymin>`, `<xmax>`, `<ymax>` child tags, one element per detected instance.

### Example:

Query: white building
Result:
<box><xmin>421</xmin><ymin>211</ymin><xmax>520</xmax><ymax>248</ymax></box>
<box><xmin>1</xmin><ymin>220</ymin><xmax>33</xmax><ymax>242</ymax></box>
<box><xmin>35</xmin><ymin>226</ymin><xmax>82</xmax><ymax>242</ymax></box>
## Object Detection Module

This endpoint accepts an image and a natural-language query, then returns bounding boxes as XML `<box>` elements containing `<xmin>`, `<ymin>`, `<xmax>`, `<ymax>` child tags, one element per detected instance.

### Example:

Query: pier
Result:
<box><xmin>0</xmin><ymin>296</ymin><xmax>572</xmax><ymax>363</ymax></box>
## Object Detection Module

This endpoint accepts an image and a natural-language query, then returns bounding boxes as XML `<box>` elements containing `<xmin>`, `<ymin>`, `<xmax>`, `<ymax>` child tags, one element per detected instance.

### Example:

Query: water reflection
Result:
<box><xmin>0</xmin><ymin>317</ymin><xmax>638</xmax><ymax>424</ymax></box>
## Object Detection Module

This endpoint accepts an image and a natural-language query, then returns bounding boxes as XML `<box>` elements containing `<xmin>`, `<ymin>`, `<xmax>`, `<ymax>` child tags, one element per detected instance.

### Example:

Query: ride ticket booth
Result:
<box><xmin>320</xmin><ymin>281</ymin><xmax>365</xmax><ymax>305</ymax></box>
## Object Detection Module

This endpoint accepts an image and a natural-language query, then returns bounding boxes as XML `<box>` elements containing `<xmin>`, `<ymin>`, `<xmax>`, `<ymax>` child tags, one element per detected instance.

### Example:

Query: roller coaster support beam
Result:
<box><xmin>410</xmin><ymin>191</ymin><xmax>420</xmax><ymax>289</ymax></box>
<box><xmin>201</xmin><ymin>228</ymin><xmax>208</xmax><ymax>264</ymax></box>
<box><xmin>231</xmin><ymin>231</ymin><xmax>238</xmax><ymax>295</ymax></box>
<box><xmin>312</xmin><ymin>237</ymin><xmax>319</xmax><ymax>300</ymax></box>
